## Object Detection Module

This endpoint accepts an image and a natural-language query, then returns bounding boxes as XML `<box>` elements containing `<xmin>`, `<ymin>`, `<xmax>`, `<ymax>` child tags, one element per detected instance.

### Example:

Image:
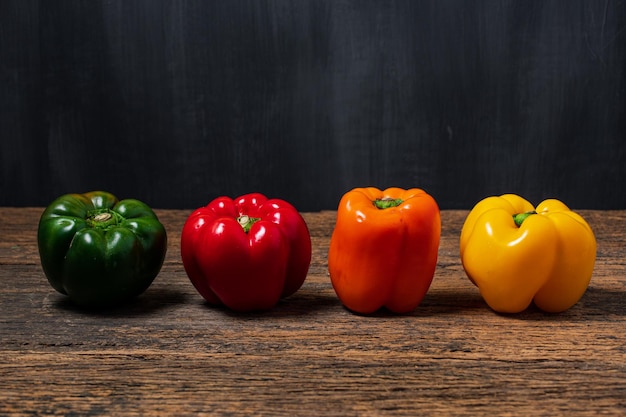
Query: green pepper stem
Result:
<box><xmin>373</xmin><ymin>198</ymin><xmax>403</xmax><ymax>210</ymax></box>
<box><xmin>513</xmin><ymin>211</ymin><xmax>537</xmax><ymax>227</ymax></box>
<box><xmin>93</xmin><ymin>213</ymin><xmax>112</xmax><ymax>222</ymax></box>
<box><xmin>237</xmin><ymin>215</ymin><xmax>261</xmax><ymax>233</ymax></box>
<box><xmin>87</xmin><ymin>209</ymin><xmax>124</xmax><ymax>230</ymax></box>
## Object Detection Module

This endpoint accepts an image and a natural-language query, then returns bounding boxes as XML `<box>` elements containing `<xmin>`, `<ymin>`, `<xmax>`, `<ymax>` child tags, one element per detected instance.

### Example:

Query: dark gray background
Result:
<box><xmin>2</xmin><ymin>0</ymin><xmax>625</xmax><ymax>211</ymax></box>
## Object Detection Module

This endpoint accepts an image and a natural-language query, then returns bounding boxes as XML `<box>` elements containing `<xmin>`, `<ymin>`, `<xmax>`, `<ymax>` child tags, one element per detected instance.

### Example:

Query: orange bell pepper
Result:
<box><xmin>328</xmin><ymin>187</ymin><xmax>441</xmax><ymax>314</ymax></box>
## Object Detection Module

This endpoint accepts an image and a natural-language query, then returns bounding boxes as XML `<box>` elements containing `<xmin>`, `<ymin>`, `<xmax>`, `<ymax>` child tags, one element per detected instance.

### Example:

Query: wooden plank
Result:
<box><xmin>0</xmin><ymin>208</ymin><xmax>625</xmax><ymax>415</ymax></box>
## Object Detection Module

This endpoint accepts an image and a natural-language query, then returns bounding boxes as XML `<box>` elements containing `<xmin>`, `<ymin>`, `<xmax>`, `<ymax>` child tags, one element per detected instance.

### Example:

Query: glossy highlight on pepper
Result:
<box><xmin>460</xmin><ymin>194</ymin><xmax>596</xmax><ymax>313</ymax></box>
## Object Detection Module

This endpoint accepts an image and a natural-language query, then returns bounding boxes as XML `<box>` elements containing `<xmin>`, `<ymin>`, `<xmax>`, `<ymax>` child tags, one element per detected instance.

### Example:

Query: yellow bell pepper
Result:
<box><xmin>460</xmin><ymin>194</ymin><xmax>596</xmax><ymax>313</ymax></box>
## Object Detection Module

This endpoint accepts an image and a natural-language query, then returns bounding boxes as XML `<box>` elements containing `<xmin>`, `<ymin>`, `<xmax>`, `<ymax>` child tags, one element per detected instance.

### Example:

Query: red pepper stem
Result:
<box><xmin>237</xmin><ymin>215</ymin><xmax>261</xmax><ymax>233</ymax></box>
<box><xmin>513</xmin><ymin>211</ymin><xmax>537</xmax><ymax>227</ymax></box>
<box><xmin>373</xmin><ymin>198</ymin><xmax>403</xmax><ymax>210</ymax></box>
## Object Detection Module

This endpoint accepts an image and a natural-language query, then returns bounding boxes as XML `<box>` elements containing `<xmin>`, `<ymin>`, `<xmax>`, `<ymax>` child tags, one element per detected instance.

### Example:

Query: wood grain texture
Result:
<box><xmin>1</xmin><ymin>208</ymin><xmax>625</xmax><ymax>416</ymax></box>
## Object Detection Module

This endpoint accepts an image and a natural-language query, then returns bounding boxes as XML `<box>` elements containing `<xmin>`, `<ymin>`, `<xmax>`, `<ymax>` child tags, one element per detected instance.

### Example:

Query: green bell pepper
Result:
<box><xmin>37</xmin><ymin>191</ymin><xmax>167</xmax><ymax>308</ymax></box>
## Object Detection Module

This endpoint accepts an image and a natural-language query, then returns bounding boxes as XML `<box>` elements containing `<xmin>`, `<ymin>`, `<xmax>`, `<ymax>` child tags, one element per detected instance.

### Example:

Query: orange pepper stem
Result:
<box><xmin>373</xmin><ymin>198</ymin><xmax>403</xmax><ymax>210</ymax></box>
<box><xmin>513</xmin><ymin>210</ymin><xmax>537</xmax><ymax>227</ymax></box>
<box><xmin>237</xmin><ymin>215</ymin><xmax>261</xmax><ymax>233</ymax></box>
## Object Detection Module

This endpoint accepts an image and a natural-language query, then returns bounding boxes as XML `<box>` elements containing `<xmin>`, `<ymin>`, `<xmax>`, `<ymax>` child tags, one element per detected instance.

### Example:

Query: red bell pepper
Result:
<box><xmin>181</xmin><ymin>193</ymin><xmax>311</xmax><ymax>312</ymax></box>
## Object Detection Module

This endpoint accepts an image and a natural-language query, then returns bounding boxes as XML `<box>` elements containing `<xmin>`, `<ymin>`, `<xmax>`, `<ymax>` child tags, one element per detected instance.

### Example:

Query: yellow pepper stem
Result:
<box><xmin>513</xmin><ymin>211</ymin><xmax>537</xmax><ymax>227</ymax></box>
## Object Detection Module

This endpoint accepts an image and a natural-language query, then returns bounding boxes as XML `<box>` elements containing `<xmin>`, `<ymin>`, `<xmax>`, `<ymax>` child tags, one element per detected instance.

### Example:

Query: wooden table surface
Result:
<box><xmin>1</xmin><ymin>207</ymin><xmax>624</xmax><ymax>416</ymax></box>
